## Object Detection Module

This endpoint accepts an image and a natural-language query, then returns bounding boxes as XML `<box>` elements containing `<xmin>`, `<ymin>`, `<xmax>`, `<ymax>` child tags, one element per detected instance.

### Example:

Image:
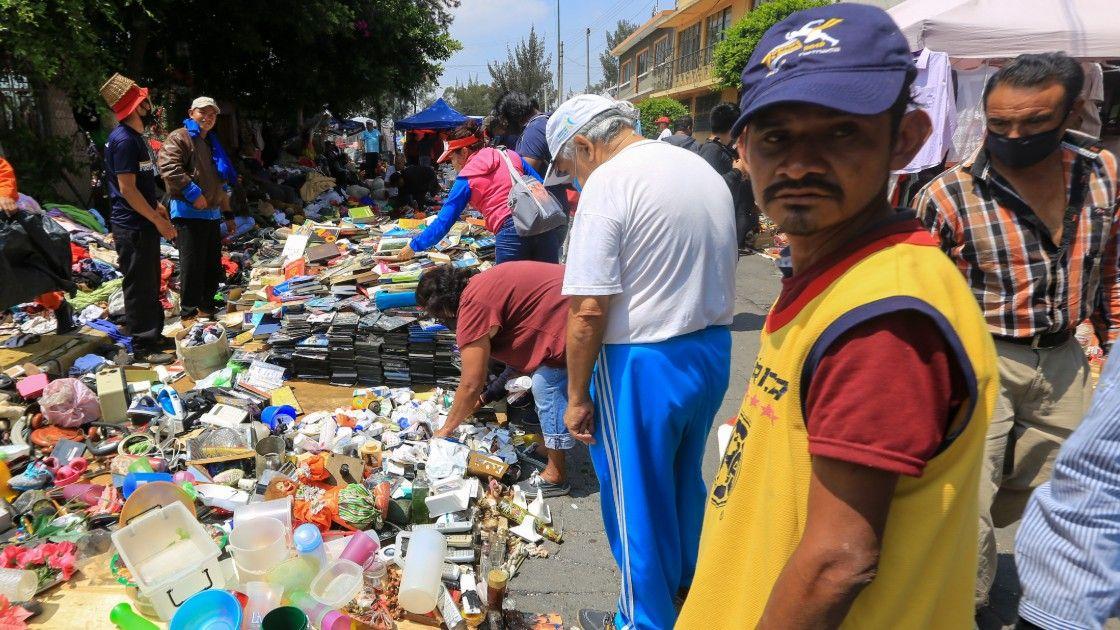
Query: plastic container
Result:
<box><xmin>228</xmin><ymin>516</ymin><xmax>288</xmax><ymax>576</ymax></box>
<box><xmin>261</xmin><ymin>606</ymin><xmax>308</xmax><ymax>630</ymax></box>
<box><xmin>169</xmin><ymin>588</ymin><xmax>242</xmax><ymax>630</ymax></box>
<box><xmin>233</xmin><ymin>497</ymin><xmax>293</xmax><ymax>541</ymax></box>
<box><xmin>243</xmin><ymin>581</ymin><xmax>283</xmax><ymax>630</ymax></box>
<box><xmin>0</xmin><ymin>568</ymin><xmax>37</xmax><ymax>601</ymax></box>
<box><xmin>375</xmin><ymin>290</ymin><xmax>417</xmax><ymax>309</ymax></box>
<box><xmin>265</xmin><ymin>557</ymin><xmax>317</xmax><ymax>595</ymax></box>
<box><xmin>338</xmin><ymin>530</ymin><xmax>378</xmax><ymax>566</ymax></box>
<box><xmin>111</xmin><ymin>502</ymin><xmax>225</xmax><ymax>620</ymax></box>
<box><xmin>308</xmin><ymin>558</ymin><xmax>364</xmax><ymax>608</ymax></box>
<box><xmin>292</xmin><ymin>523</ymin><xmax>327</xmax><ymax>571</ymax></box>
<box><xmin>122</xmin><ymin>472</ymin><xmax>174</xmax><ymax>499</ymax></box>
<box><xmin>109</xmin><ymin>602</ymin><xmax>159</xmax><ymax>630</ymax></box>
<box><xmin>290</xmin><ymin>591</ymin><xmax>352</xmax><ymax>630</ymax></box>
<box><xmin>260</xmin><ymin>405</ymin><xmax>296</xmax><ymax>431</ymax></box>
<box><xmin>398</xmin><ymin>528</ymin><xmax>447</xmax><ymax>613</ymax></box>
<box><xmin>0</xmin><ymin>454</ymin><xmax>15</xmax><ymax>502</ymax></box>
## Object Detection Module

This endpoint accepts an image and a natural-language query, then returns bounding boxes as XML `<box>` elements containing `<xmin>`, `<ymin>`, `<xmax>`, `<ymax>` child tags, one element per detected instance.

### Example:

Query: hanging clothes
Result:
<box><xmin>948</xmin><ymin>64</ymin><xmax>998</xmax><ymax>163</ymax></box>
<box><xmin>899</xmin><ymin>49</ymin><xmax>956</xmax><ymax>174</ymax></box>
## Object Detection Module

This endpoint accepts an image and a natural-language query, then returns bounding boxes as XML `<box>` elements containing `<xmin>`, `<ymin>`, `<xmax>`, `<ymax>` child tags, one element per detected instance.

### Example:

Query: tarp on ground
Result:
<box><xmin>889</xmin><ymin>0</ymin><xmax>1120</xmax><ymax>59</ymax></box>
<box><xmin>395</xmin><ymin>98</ymin><xmax>469</xmax><ymax>131</ymax></box>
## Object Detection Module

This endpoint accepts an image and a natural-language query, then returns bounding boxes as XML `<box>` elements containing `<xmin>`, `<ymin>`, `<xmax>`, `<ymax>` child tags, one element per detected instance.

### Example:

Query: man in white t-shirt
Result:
<box><xmin>543</xmin><ymin>94</ymin><xmax>737</xmax><ymax>630</ymax></box>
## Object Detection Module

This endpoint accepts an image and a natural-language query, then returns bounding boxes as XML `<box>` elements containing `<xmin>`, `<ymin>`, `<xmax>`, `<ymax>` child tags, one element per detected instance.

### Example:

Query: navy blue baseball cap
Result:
<box><xmin>731</xmin><ymin>3</ymin><xmax>913</xmax><ymax>138</ymax></box>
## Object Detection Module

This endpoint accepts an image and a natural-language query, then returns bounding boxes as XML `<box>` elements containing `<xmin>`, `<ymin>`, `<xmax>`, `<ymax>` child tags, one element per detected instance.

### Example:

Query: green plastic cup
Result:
<box><xmin>261</xmin><ymin>606</ymin><xmax>308</xmax><ymax>630</ymax></box>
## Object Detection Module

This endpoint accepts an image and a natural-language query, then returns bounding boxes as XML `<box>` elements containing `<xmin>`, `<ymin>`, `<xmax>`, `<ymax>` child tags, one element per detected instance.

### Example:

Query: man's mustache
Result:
<box><xmin>763</xmin><ymin>177</ymin><xmax>844</xmax><ymax>202</ymax></box>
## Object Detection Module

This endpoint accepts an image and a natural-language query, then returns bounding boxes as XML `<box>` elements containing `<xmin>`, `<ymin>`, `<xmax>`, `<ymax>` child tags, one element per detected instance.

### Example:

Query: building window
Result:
<box><xmin>707</xmin><ymin>8</ymin><xmax>732</xmax><ymax>46</ymax></box>
<box><xmin>637</xmin><ymin>48</ymin><xmax>650</xmax><ymax>76</ymax></box>
<box><xmin>693</xmin><ymin>92</ymin><xmax>721</xmax><ymax>133</ymax></box>
<box><xmin>654</xmin><ymin>35</ymin><xmax>672</xmax><ymax>67</ymax></box>
<box><xmin>620</xmin><ymin>60</ymin><xmax>632</xmax><ymax>87</ymax></box>
<box><xmin>678</xmin><ymin>22</ymin><xmax>702</xmax><ymax>73</ymax></box>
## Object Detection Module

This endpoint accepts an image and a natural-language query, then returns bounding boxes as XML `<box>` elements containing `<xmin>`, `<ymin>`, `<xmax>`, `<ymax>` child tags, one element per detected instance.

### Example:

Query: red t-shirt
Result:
<box><xmin>455</xmin><ymin>261</ymin><xmax>568</xmax><ymax>373</ymax></box>
<box><xmin>777</xmin><ymin>215</ymin><xmax>969</xmax><ymax>477</ymax></box>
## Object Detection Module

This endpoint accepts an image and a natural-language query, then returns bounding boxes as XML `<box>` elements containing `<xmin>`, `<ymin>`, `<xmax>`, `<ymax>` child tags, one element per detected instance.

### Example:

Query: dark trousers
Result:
<box><xmin>172</xmin><ymin>218</ymin><xmax>222</xmax><ymax>312</ymax></box>
<box><xmin>112</xmin><ymin>223</ymin><xmax>164</xmax><ymax>347</ymax></box>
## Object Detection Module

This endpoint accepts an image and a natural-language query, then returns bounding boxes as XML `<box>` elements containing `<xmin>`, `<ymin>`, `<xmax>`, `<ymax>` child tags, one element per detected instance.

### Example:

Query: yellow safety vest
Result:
<box><xmin>677</xmin><ymin>226</ymin><xmax>998</xmax><ymax>629</ymax></box>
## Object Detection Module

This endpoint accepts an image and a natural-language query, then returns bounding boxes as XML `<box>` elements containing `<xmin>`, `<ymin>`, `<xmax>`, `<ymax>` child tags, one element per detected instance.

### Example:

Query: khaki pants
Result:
<box><xmin>976</xmin><ymin>337</ymin><xmax>1093</xmax><ymax>605</ymax></box>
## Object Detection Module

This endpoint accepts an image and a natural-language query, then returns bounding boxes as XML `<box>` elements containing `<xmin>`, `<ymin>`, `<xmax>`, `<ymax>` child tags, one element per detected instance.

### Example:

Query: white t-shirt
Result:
<box><xmin>657</xmin><ymin>128</ymin><xmax>672</xmax><ymax>140</ymax></box>
<box><xmin>563</xmin><ymin>139</ymin><xmax>737</xmax><ymax>344</ymax></box>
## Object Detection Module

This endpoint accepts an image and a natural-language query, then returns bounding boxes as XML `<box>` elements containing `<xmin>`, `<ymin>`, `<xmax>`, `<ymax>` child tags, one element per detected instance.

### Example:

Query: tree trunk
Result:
<box><xmin>34</xmin><ymin>82</ymin><xmax>90</xmax><ymax>205</ymax></box>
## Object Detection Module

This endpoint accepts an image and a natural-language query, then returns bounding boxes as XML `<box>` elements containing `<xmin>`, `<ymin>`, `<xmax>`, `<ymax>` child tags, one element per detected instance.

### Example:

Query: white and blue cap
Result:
<box><xmin>543</xmin><ymin>94</ymin><xmax>633</xmax><ymax>186</ymax></box>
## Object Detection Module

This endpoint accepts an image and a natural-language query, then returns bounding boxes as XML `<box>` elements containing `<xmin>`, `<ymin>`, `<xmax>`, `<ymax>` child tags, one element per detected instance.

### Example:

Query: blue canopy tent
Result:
<box><xmin>395</xmin><ymin>98</ymin><xmax>470</xmax><ymax>131</ymax></box>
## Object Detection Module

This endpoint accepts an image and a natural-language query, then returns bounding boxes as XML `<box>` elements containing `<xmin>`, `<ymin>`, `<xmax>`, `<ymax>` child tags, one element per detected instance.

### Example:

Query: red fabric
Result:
<box><xmin>111</xmin><ymin>85</ymin><xmax>149</xmax><ymax>121</ymax></box>
<box><xmin>805</xmin><ymin>311</ymin><xmax>968</xmax><ymax>477</ymax></box>
<box><xmin>0</xmin><ymin>157</ymin><xmax>16</xmax><ymax>200</ymax></box>
<box><xmin>70</xmin><ymin>243</ymin><xmax>89</xmax><ymax>264</ymax></box>
<box><xmin>455</xmin><ymin>262</ymin><xmax>568</xmax><ymax>373</ymax></box>
<box><xmin>159</xmin><ymin>259</ymin><xmax>174</xmax><ymax>310</ymax></box>
<box><xmin>221</xmin><ymin>256</ymin><xmax>238</xmax><ymax>279</ymax></box>
<box><xmin>766</xmin><ymin>218</ymin><xmax>937</xmax><ymax>333</ymax></box>
<box><xmin>34</xmin><ymin>292</ymin><xmax>64</xmax><ymax>310</ymax></box>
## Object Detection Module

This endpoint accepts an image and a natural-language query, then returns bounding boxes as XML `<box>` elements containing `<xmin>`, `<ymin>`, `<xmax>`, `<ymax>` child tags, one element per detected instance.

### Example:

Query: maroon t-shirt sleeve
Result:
<box><xmin>454</xmin><ymin>286</ymin><xmax>501</xmax><ymax>348</ymax></box>
<box><xmin>805</xmin><ymin>310</ymin><xmax>968</xmax><ymax>477</ymax></box>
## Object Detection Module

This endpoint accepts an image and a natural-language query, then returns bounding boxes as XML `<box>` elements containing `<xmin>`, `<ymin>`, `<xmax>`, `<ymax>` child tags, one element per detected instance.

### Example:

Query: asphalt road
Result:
<box><xmin>509</xmin><ymin>253</ymin><xmax>1027</xmax><ymax>628</ymax></box>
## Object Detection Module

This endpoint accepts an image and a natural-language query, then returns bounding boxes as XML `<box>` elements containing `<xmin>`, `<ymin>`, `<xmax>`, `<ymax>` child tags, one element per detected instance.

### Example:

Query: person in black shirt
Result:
<box><xmin>389</xmin><ymin>164</ymin><xmax>440</xmax><ymax>210</ymax></box>
<box><xmin>661</xmin><ymin>115</ymin><xmax>700</xmax><ymax>152</ymax></box>
<box><xmin>99</xmin><ymin>73</ymin><xmax>176</xmax><ymax>364</ymax></box>
<box><xmin>698</xmin><ymin>103</ymin><xmax>740</xmax><ymax>176</ymax></box>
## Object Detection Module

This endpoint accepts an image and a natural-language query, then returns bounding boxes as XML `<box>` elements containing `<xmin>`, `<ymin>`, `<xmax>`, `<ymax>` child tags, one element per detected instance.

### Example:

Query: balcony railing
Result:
<box><xmin>607</xmin><ymin>43</ymin><xmax>718</xmax><ymax>99</ymax></box>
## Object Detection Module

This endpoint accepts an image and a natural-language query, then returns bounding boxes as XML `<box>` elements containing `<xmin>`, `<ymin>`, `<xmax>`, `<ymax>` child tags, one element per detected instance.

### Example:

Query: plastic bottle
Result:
<box><xmin>289</xmin><ymin>591</ymin><xmax>353</xmax><ymax>630</ymax></box>
<box><xmin>398</xmin><ymin>528</ymin><xmax>447</xmax><ymax>613</ymax></box>
<box><xmin>292</xmin><ymin>524</ymin><xmax>327</xmax><ymax>571</ymax></box>
<box><xmin>0</xmin><ymin>568</ymin><xmax>37</xmax><ymax>601</ymax></box>
<box><xmin>109</xmin><ymin>602</ymin><xmax>160</xmax><ymax>630</ymax></box>
<box><xmin>411</xmin><ymin>463</ymin><xmax>430</xmax><ymax>524</ymax></box>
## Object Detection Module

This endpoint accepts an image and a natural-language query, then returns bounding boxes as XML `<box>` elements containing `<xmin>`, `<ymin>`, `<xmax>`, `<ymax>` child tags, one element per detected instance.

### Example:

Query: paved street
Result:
<box><xmin>510</xmin><ymin>253</ymin><xmax>1026</xmax><ymax>628</ymax></box>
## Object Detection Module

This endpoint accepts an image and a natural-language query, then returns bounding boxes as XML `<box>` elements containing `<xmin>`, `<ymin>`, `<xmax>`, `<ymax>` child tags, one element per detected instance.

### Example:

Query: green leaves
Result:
<box><xmin>636</xmin><ymin>97</ymin><xmax>689</xmax><ymax>139</ymax></box>
<box><xmin>712</xmin><ymin>0</ymin><xmax>831</xmax><ymax>90</ymax></box>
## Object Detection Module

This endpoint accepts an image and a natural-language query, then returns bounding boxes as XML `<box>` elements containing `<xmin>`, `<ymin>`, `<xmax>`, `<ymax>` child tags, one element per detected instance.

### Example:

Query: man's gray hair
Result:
<box><xmin>557</xmin><ymin>101</ymin><xmax>640</xmax><ymax>161</ymax></box>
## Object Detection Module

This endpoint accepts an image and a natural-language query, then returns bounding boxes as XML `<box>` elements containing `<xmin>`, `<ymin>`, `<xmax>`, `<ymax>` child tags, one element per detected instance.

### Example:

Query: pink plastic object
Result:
<box><xmin>62</xmin><ymin>483</ymin><xmax>105</xmax><ymax>506</ymax></box>
<box><xmin>39</xmin><ymin>378</ymin><xmax>101</xmax><ymax>427</ymax></box>
<box><xmin>16</xmin><ymin>374</ymin><xmax>48</xmax><ymax>400</ymax></box>
<box><xmin>172</xmin><ymin>471</ymin><xmax>193</xmax><ymax>484</ymax></box>
<box><xmin>338</xmin><ymin>531</ymin><xmax>378</xmax><ymax>566</ymax></box>
<box><xmin>54</xmin><ymin>457</ymin><xmax>89</xmax><ymax>486</ymax></box>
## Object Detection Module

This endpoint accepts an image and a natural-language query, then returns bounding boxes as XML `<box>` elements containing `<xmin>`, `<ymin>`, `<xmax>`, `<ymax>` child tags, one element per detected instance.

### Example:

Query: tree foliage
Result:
<box><xmin>442</xmin><ymin>76</ymin><xmax>496</xmax><ymax>116</ymax></box>
<box><xmin>596</xmin><ymin>19</ymin><xmax>638</xmax><ymax>92</ymax></box>
<box><xmin>636</xmin><ymin>97</ymin><xmax>688</xmax><ymax>139</ymax></box>
<box><xmin>488</xmin><ymin>26</ymin><xmax>554</xmax><ymax>109</ymax></box>
<box><xmin>712</xmin><ymin>0</ymin><xmax>830</xmax><ymax>90</ymax></box>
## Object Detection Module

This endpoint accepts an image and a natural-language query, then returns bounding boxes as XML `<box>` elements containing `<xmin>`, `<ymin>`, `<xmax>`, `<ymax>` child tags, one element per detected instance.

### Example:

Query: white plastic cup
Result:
<box><xmin>243</xmin><ymin>581</ymin><xmax>284</xmax><ymax>630</ymax></box>
<box><xmin>229</xmin><ymin>516</ymin><xmax>289</xmax><ymax>575</ymax></box>
<box><xmin>398</xmin><ymin>529</ymin><xmax>446</xmax><ymax>613</ymax></box>
<box><xmin>233</xmin><ymin>497</ymin><xmax>293</xmax><ymax>542</ymax></box>
<box><xmin>0</xmin><ymin>568</ymin><xmax>36</xmax><ymax>601</ymax></box>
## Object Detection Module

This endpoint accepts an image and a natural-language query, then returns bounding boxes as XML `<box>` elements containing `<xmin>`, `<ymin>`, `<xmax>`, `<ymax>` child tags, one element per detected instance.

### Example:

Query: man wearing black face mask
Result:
<box><xmin>916</xmin><ymin>52</ymin><xmax>1120</xmax><ymax>611</ymax></box>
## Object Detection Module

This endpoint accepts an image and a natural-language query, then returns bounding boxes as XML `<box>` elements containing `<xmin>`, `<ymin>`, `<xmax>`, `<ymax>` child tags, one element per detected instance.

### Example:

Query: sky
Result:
<box><xmin>437</xmin><ymin>0</ymin><xmax>666</xmax><ymax>96</ymax></box>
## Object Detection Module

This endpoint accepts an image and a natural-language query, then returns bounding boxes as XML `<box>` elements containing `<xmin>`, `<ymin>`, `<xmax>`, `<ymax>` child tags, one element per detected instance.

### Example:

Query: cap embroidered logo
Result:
<box><xmin>761</xmin><ymin>17</ymin><xmax>844</xmax><ymax>76</ymax></box>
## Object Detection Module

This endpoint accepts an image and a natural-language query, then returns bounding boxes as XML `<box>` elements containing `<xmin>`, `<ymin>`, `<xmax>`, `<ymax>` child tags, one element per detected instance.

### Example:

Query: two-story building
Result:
<box><xmin>609</xmin><ymin>0</ymin><xmax>753</xmax><ymax>137</ymax></box>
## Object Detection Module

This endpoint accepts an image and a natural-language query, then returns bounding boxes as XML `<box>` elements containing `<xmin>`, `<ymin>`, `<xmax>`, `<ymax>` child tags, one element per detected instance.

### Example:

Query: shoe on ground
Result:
<box><xmin>134</xmin><ymin>347</ymin><xmax>174</xmax><ymax>365</ymax></box>
<box><xmin>179</xmin><ymin>307</ymin><xmax>199</xmax><ymax>320</ymax></box>
<box><xmin>9</xmin><ymin>461</ymin><xmax>54</xmax><ymax>491</ymax></box>
<box><xmin>518</xmin><ymin>472</ymin><xmax>570</xmax><ymax>498</ymax></box>
<box><xmin>579</xmin><ymin>609</ymin><xmax>615</xmax><ymax>630</ymax></box>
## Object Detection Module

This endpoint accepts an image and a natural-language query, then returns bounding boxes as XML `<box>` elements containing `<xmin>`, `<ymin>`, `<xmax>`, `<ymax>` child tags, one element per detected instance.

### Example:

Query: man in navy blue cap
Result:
<box><xmin>678</xmin><ymin>4</ymin><xmax>999</xmax><ymax>629</ymax></box>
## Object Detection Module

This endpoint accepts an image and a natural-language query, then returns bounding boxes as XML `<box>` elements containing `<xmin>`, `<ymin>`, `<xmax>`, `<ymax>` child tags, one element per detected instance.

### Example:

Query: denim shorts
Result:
<box><xmin>531</xmin><ymin>364</ymin><xmax>572</xmax><ymax>450</ymax></box>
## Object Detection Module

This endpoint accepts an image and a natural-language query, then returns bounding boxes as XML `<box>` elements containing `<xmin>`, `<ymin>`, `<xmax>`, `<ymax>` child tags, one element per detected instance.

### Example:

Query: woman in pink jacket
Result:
<box><xmin>388</xmin><ymin>121</ymin><xmax>563</xmax><ymax>264</ymax></box>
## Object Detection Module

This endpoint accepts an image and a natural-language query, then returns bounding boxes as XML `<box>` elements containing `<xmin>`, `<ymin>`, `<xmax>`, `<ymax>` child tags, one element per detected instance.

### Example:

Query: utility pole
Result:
<box><xmin>556</xmin><ymin>0</ymin><xmax>562</xmax><ymax>108</ymax></box>
<box><xmin>586</xmin><ymin>28</ymin><xmax>591</xmax><ymax>92</ymax></box>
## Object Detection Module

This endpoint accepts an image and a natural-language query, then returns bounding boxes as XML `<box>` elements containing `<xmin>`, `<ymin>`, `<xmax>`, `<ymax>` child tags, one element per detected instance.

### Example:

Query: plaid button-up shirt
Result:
<box><xmin>915</xmin><ymin>131</ymin><xmax>1120</xmax><ymax>353</ymax></box>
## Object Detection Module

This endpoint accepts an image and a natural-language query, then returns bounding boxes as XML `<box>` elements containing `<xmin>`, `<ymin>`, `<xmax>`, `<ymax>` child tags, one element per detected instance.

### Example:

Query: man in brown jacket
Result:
<box><xmin>157</xmin><ymin>96</ymin><xmax>233</xmax><ymax>319</ymax></box>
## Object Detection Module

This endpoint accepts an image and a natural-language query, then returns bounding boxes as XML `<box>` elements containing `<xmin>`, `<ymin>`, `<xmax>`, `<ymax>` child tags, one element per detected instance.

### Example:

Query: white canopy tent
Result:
<box><xmin>889</xmin><ymin>0</ymin><xmax>1120</xmax><ymax>59</ymax></box>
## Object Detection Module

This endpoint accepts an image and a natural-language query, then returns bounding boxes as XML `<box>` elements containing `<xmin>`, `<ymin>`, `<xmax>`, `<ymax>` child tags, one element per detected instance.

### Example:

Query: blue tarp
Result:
<box><xmin>394</xmin><ymin>98</ymin><xmax>469</xmax><ymax>131</ymax></box>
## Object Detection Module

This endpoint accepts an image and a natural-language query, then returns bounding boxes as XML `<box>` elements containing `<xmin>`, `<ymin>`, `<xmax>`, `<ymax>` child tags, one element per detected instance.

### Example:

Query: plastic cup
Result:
<box><xmin>243</xmin><ymin>581</ymin><xmax>283</xmax><ymax>630</ymax></box>
<box><xmin>0</xmin><ymin>568</ymin><xmax>37</xmax><ymax>601</ymax></box>
<box><xmin>233</xmin><ymin>497</ymin><xmax>293</xmax><ymax>541</ymax></box>
<box><xmin>168</xmin><ymin>589</ymin><xmax>242</xmax><ymax>630</ymax></box>
<box><xmin>308</xmin><ymin>559</ymin><xmax>364</xmax><ymax>608</ymax></box>
<box><xmin>228</xmin><ymin>516</ymin><xmax>288</xmax><ymax>575</ymax></box>
<box><xmin>338</xmin><ymin>530</ymin><xmax>378</xmax><ymax>566</ymax></box>
<box><xmin>265</xmin><ymin>557</ymin><xmax>317</xmax><ymax>596</ymax></box>
<box><xmin>260</xmin><ymin>606</ymin><xmax>308</xmax><ymax>630</ymax></box>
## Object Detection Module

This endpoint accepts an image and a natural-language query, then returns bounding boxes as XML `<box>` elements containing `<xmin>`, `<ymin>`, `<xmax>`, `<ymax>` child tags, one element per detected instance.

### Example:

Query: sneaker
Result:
<box><xmin>518</xmin><ymin>472</ymin><xmax>570</xmax><ymax>498</ymax></box>
<box><xmin>578</xmin><ymin>609</ymin><xmax>615</xmax><ymax>630</ymax></box>
<box><xmin>179</xmin><ymin>307</ymin><xmax>199</xmax><ymax>320</ymax></box>
<box><xmin>10</xmin><ymin>461</ymin><xmax>54</xmax><ymax>491</ymax></box>
<box><xmin>134</xmin><ymin>347</ymin><xmax>175</xmax><ymax>365</ymax></box>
